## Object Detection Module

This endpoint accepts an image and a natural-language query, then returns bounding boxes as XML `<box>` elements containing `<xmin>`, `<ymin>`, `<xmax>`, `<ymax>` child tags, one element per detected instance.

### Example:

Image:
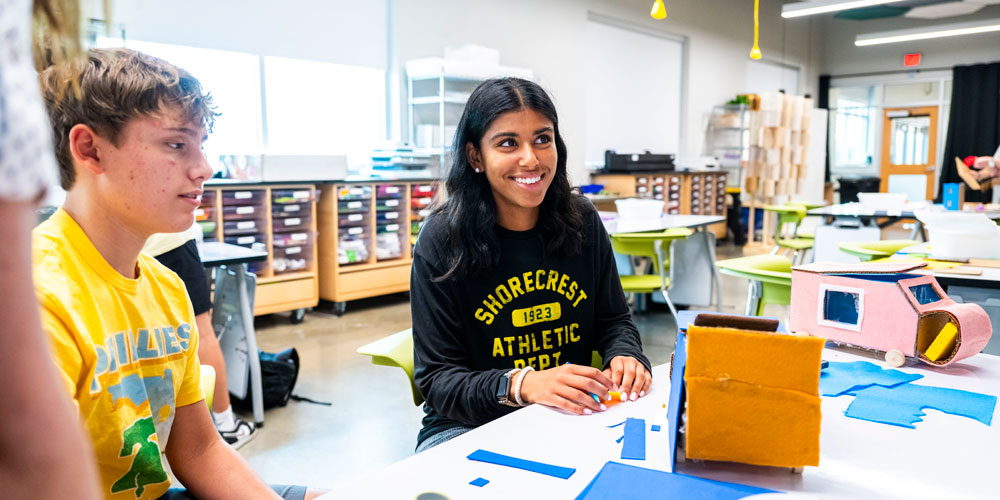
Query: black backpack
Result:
<box><xmin>232</xmin><ymin>348</ymin><xmax>300</xmax><ymax>410</ymax></box>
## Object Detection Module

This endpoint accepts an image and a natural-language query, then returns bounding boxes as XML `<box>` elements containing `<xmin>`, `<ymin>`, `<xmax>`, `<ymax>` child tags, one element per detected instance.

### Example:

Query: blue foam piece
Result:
<box><xmin>467</xmin><ymin>449</ymin><xmax>576</xmax><ymax>479</ymax></box>
<box><xmin>651</xmin><ymin>425</ymin><xmax>661</xmax><ymax>432</ymax></box>
<box><xmin>616</xmin><ymin>435</ymin><xmax>624</xmax><ymax>443</ymax></box>
<box><xmin>469</xmin><ymin>478</ymin><xmax>489</xmax><ymax>487</ymax></box>
<box><xmin>621</xmin><ymin>418</ymin><xmax>646</xmax><ymax>460</ymax></box>
<box><xmin>667</xmin><ymin>330</ymin><xmax>689</xmax><ymax>468</ymax></box>
<box><xmin>607</xmin><ymin>420</ymin><xmax>626</xmax><ymax>428</ymax></box>
<box><xmin>820</xmin><ymin>360</ymin><xmax>923</xmax><ymax>397</ymax></box>
<box><xmin>845</xmin><ymin>384</ymin><xmax>997</xmax><ymax>428</ymax></box>
<box><xmin>575</xmin><ymin>462</ymin><xmax>780</xmax><ymax>500</ymax></box>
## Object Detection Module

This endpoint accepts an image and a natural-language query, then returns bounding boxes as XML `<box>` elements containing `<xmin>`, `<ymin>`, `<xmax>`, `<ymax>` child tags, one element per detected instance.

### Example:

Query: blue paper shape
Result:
<box><xmin>576</xmin><ymin>462</ymin><xmax>780</xmax><ymax>500</ymax></box>
<box><xmin>820</xmin><ymin>360</ymin><xmax>923</xmax><ymax>397</ymax></box>
<box><xmin>845</xmin><ymin>384</ymin><xmax>997</xmax><ymax>428</ymax></box>
<box><xmin>621</xmin><ymin>418</ymin><xmax>646</xmax><ymax>460</ymax></box>
<box><xmin>667</xmin><ymin>329</ymin><xmax>689</xmax><ymax>467</ymax></box>
<box><xmin>469</xmin><ymin>478</ymin><xmax>489</xmax><ymax>487</ymax></box>
<box><xmin>467</xmin><ymin>449</ymin><xmax>575</xmax><ymax>479</ymax></box>
<box><xmin>607</xmin><ymin>420</ymin><xmax>626</xmax><ymax>428</ymax></box>
<box><xmin>651</xmin><ymin>425</ymin><xmax>661</xmax><ymax>432</ymax></box>
<box><xmin>616</xmin><ymin>435</ymin><xmax>624</xmax><ymax>443</ymax></box>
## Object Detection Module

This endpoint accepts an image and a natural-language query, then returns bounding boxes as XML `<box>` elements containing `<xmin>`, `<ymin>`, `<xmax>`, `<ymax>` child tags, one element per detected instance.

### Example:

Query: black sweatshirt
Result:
<box><xmin>410</xmin><ymin>198</ymin><xmax>650</xmax><ymax>447</ymax></box>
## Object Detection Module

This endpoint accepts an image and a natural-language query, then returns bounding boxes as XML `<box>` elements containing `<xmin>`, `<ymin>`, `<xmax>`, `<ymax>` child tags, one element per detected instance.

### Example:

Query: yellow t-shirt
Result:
<box><xmin>33</xmin><ymin>209</ymin><xmax>204</xmax><ymax>500</ymax></box>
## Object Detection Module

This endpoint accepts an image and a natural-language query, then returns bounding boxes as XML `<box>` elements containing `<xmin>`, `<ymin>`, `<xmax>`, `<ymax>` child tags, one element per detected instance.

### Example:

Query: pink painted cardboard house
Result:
<box><xmin>789</xmin><ymin>262</ymin><xmax>992</xmax><ymax>367</ymax></box>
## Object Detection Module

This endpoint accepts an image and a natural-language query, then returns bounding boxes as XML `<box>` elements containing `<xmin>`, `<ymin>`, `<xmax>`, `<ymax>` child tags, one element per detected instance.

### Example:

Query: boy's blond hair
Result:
<box><xmin>39</xmin><ymin>48</ymin><xmax>217</xmax><ymax>189</ymax></box>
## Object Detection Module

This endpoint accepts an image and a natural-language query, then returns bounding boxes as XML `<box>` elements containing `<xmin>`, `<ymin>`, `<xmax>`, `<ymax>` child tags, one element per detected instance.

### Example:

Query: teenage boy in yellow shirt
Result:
<box><xmin>35</xmin><ymin>47</ymin><xmax>323</xmax><ymax>500</ymax></box>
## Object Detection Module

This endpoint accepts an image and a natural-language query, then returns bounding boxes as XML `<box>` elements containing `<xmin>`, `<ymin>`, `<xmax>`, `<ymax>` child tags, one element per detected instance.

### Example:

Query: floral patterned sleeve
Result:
<box><xmin>0</xmin><ymin>0</ymin><xmax>59</xmax><ymax>201</ymax></box>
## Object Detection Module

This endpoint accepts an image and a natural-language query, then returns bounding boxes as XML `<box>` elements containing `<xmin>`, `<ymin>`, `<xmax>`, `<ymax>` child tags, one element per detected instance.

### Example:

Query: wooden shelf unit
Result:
<box><xmin>591</xmin><ymin>171</ymin><xmax>729</xmax><ymax>239</ymax></box>
<box><xmin>200</xmin><ymin>184</ymin><xmax>320</xmax><ymax>317</ymax></box>
<box><xmin>318</xmin><ymin>181</ymin><xmax>440</xmax><ymax>314</ymax></box>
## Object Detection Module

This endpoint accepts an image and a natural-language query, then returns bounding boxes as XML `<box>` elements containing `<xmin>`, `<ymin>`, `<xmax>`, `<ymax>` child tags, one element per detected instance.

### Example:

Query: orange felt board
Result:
<box><xmin>685</xmin><ymin>378</ymin><xmax>821</xmax><ymax>467</ymax></box>
<box><xmin>686</xmin><ymin>325</ymin><xmax>824</xmax><ymax>395</ymax></box>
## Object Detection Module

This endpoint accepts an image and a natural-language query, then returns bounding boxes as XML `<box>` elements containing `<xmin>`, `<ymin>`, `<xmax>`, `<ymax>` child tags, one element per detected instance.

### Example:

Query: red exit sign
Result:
<box><xmin>904</xmin><ymin>53</ymin><xmax>921</xmax><ymax>67</ymax></box>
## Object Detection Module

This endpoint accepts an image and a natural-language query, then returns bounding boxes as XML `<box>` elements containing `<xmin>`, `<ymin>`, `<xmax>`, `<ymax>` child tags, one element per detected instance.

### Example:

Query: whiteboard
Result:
<box><xmin>585</xmin><ymin>20</ymin><xmax>683</xmax><ymax>168</ymax></box>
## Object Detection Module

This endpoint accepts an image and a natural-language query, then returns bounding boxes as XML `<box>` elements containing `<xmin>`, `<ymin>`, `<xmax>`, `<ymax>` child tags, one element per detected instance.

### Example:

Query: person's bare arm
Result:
<box><xmin>165</xmin><ymin>400</ymin><xmax>281</xmax><ymax>499</ymax></box>
<box><xmin>0</xmin><ymin>200</ymin><xmax>100</xmax><ymax>499</ymax></box>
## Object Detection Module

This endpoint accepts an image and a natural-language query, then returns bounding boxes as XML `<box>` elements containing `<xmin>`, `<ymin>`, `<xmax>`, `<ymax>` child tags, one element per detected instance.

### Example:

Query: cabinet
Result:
<box><xmin>318</xmin><ymin>181</ymin><xmax>441</xmax><ymax>315</ymax></box>
<box><xmin>705</xmin><ymin>103</ymin><xmax>751</xmax><ymax>188</ymax></box>
<box><xmin>590</xmin><ymin>171</ymin><xmax>729</xmax><ymax>239</ymax></box>
<box><xmin>200</xmin><ymin>184</ymin><xmax>320</xmax><ymax>320</ymax></box>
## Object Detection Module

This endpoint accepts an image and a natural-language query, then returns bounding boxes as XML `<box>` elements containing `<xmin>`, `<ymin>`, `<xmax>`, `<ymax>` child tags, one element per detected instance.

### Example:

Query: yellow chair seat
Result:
<box><xmin>839</xmin><ymin>240</ymin><xmax>919</xmax><ymax>262</ymax></box>
<box><xmin>619</xmin><ymin>274</ymin><xmax>672</xmax><ymax>293</ymax></box>
<box><xmin>776</xmin><ymin>238</ymin><xmax>814</xmax><ymax>251</ymax></box>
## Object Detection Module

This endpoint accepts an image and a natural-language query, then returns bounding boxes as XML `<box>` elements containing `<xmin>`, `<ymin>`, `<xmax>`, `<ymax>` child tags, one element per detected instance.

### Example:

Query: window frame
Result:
<box><xmin>817</xmin><ymin>283</ymin><xmax>865</xmax><ymax>332</ymax></box>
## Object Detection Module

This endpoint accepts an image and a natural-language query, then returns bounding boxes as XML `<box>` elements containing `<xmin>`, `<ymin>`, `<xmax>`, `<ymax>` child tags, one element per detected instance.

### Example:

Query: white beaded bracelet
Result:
<box><xmin>513</xmin><ymin>366</ymin><xmax>535</xmax><ymax>407</ymax></box>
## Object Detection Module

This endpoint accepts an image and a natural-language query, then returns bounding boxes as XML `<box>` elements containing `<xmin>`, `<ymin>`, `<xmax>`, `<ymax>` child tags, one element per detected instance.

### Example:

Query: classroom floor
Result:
<box><xmin>239</xmin><ymin>242</ymin><xmax>785</xmax><ymax>490</ymax></box>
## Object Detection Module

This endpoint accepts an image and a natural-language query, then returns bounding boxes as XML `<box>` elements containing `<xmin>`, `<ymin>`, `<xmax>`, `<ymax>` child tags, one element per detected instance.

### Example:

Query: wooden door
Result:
<box><xmin>880</xmin><ymin>106</ymin><xmax>938</xmax><ymax>201</ymax></box>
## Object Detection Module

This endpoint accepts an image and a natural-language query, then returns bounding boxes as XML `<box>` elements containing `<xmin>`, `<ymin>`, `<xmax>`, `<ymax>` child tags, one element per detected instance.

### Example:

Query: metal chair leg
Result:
<box><xmin>661</xmin><ymin>289</ymin><xmax>679</xmax><ymax>319</ymax></box>
<box><xmin>744</xmin><ymin>280</ymin><xmax>761</xmax><ymax>316</ymax></box>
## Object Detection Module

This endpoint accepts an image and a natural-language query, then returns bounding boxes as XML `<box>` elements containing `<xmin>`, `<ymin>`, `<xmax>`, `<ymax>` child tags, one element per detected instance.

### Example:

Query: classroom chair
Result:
<box><xmin>783</xmin><ymin>200</ymin><xmax>825</xmax><ymax>239</ymax></box>
<box><xmin>716</xmin><ymin>255</ymin><xmax>792</xmax><ymax>316</ymax></box>
<box><xmin>609</xmin><ymin>228</ymin><xmax>693</xmax><ymax>318</ymax></box>
<box><xmin>763</xmin><ymin>204</ymin><xmax>813</xmax><ymax>265</ymax></box>
<box><xmin>200</xmin><ymin>365</ymin><xmax>216</xmax><ymax>413</ymax></box>
<box><xmin>838</xmin><ymin>240</ymin><xmax>919</xmax><ymax>262</ymax></box>
<box><xmin>357</xmin><ymin>330</ymin><xmax>607</xmax><ymax>407</ymax></box>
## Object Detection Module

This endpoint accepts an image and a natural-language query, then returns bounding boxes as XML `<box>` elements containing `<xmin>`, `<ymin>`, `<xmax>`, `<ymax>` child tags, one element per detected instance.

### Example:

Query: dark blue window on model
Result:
<box><xmin>909</xmin><ymin>284</ymin><xmax>941</xmax><ymax>305</ymax></box>
<box><xmin>824</xmin><ymin>290</ymin><xmax>860</xmax><ymax>325</ymax></box>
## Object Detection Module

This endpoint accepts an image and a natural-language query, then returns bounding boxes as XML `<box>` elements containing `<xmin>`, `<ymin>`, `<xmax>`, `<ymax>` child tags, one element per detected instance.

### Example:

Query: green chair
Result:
<box><xmin>358</xmin><ymin>329</ymin><xmax>606</xmax><ymax>407</ymax></box>
<box><xmin>716</xmin><ymin>255</ymin><xmax>793</xmax><ymax>316</ymax></box>
<box><xmin>358</xmin><ymin>329</ymin><xmax>423</xmax><ymax>406</ymax></box>
<box><xmin>838</xmin><ymin>240</ymin><xmax>919</xmax><ymax>262</ymax></box>
<box><xmin>610</xmin><ymin>228</ymin><xmax>693</xmax><ymax>318</ymax></box>
<box><xmin>784</xmin><ymin>201</ymin><xmax>826</xmax><ymax>239</ymax></box>
<box><xmin>763</xmin><ymin>205</ymin><xmax>813</xmax><ymax>264</ymax></box>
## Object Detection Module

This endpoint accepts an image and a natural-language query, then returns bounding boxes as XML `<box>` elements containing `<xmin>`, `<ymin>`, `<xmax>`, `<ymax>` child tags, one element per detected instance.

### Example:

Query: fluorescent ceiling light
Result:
<box><xmin>855</xmin><ymin>18</ymin><xmax>1000</xmax><ymax>46</ymax></box>
<box><xmin>782</xmin><ymin>0</ymin><xmax>905</xmax><ymax>18</ymax></box>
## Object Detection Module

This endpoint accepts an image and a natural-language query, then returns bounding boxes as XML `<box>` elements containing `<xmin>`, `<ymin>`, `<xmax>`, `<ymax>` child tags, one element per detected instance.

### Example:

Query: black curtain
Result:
<box><xmin>937</xmin><ymin>61</ymin><xmax>1000</xmax><ymax>202</ymax></box>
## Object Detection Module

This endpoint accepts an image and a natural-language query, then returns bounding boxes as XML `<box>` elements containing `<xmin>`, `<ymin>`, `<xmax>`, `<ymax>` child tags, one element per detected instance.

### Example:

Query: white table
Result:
<box><xmin>323</xmin><ymin>349</ymin><xmax>999</xmax><ymax>499</ymax></box>
<box><xmin>600</xmin><ymin>212</ymin><xmax>725</xmax><ymax>310</ymax></box>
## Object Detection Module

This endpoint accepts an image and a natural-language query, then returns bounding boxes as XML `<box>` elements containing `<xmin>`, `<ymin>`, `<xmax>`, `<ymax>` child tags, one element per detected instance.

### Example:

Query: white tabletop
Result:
<box><xmin>599</xmin><ymin>212</ymin><xmax>725</xmax><ymax>234</ymax></box>
<box><xmin>324</xmin><ymin>349</ymin><xmax>1000</xmax><ymax>500</ymax></box>
<box><xmin>895</xmin><ymin>243</ymin><xmax>1000</xmax><ymax>286</ymax></box>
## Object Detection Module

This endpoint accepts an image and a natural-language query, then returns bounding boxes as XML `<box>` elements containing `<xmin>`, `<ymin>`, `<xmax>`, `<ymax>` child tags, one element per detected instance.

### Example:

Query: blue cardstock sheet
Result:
<box><xmin>469</xmin><ymin>478</ymin><xmax>489</xmax><ymax>487</ymax></box>
<box><xmin>575</xmin><ymin>462</ymin><xmax>780</xmax><ymax>500</ymax></box>
<box><xmin>845</xmin><ymin>383</ymin><xmax>997</xmax><ymax>428</ymax></box>
<box><xmin>467</xmin><ymin>449</ymin><xmax>576</xmax><ymax>479</ymax></box>
<box><xmin>820</xmin><ymin>360</ymin><xmax>923</xmax><ymax>397</ymax></box>
<box><xmin>621</xmin><ymin>418</ymin><xmax>646</xmax><ymax>460</ymax></box>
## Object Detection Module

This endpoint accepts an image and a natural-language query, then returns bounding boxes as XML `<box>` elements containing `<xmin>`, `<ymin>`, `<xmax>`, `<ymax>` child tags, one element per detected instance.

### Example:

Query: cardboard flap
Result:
<box><xmin>793</xmin><ymin>261</ymin><xmax>927</xmax><ymax>275</ymax></box>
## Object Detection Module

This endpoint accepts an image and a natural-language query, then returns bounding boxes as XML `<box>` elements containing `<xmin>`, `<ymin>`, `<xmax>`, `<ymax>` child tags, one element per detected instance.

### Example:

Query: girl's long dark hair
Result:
<box><xmin>434</xmin><ymin>77</ymin><xmax>584</xmax><ymax>281</ymax></box>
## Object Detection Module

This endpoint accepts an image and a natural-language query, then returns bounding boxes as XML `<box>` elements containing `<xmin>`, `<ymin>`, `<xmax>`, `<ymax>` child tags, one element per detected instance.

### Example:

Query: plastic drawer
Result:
<box><xmin>338</xmin><ymin>212</ymin><xmax>369</xmax><ymax>227</ymax></box>
<box><xmin>273</xmin><ymin>244</ymin><xmax>313</xmax><ymax>274</ymax></box>
<box><xmin>339</xmin><ymin>226</ymin><xmax>368</xmax><ymax>240</ymax></box>
<box><xmin>221</xmin><ymin>189</ymin><xmax>265</xmax><ymax>206</ymax></box>
<box><xmin>411</xmin><ymin>184</ymin><xmax>437</xmax><ymax>197</ymax></box>
<box><xmin>377</xmin><ymin>222</ymin><xmax>403</xmax><ymax>234</ymax></box>
<box><xmin>376</xmin><ymin>232</ymin><xmax>403</xmax><ymax>260</ymax></box>
<box><xmin>375</xmin><ymin>198</ymin><xmax>404</xmax><ymax>211</ymax></box>
<box><xmin>273</xmin><ymin>203</ymin><xmax>309</xmax><ymax>217</ymax></box>
<box><xmin>375</xmin><ymin>184</ymin><xmax>404</xmax><ymax>198</ymax></box>
<box><xmin>412</xmin><ymin>208</ymin><xmax>432</xmax><ymax>220</ymax></box>
<box><xmin>411</xmin><ymin>196</ymin><xmax>435</xmax><ymax>209</ymax></box>
<box><xmin>337</xmin><ymin>186</ymin><xmax>372</xmax><ymax>201</ymax></box>
<box><xmin>338</xmin><ymin>230</ymin><xmax>370</xmax><ymax>265</ymax></box>
<box><xmin>273</xmin><ymin>231</ymin><xmax>312</xmax><ymax>248</ymax></box>
<box><xmin>201</xmin><ymin>190</ymin><xmax>217</xmax><ymax>206</ymax></box>
<box><xmin>272</xmin><ymin>189</ymin><xmax>314</xmax><ymax>204</ymax></box>
<box><xmin>222</xmin><ymin>219</ymin><xmax>262</xmax><ymax>235</ymax></box>
<box><xmin>197</xmin><ymin>220</ymin><xmax>217</xmax><ymax>235</ymax></box>
<box><xmin>376</xmin><ymin>210</ymin><xmax>403</xmax><ymax>223</ymax></box>
<box><xmin>203</xmin><ymin>235</ymin><xmax>219</xmax><ymax>243</ymax></box>
<box><xmin>338</xmin><ymin>199</ymin><xmax>370</xmax><ymax>214</ymax></box>
<box><xmin>222</xmin><ymin>205</ymin><xmax>262</xmax><ymax>221</ymax></box>
<box><xmin>224</xmin><ymin>233</ymin><xmax>266</xmax><ymax>248</ymax></box>
<box><xmin>194</xmin><ymin>206</ymin><xmax>216</xmax><ymax>221</ymax></box>
<box><xmin>273</xmin><ymin>214</ymin><xmax>311</xmax><ymax>233</ymax></box>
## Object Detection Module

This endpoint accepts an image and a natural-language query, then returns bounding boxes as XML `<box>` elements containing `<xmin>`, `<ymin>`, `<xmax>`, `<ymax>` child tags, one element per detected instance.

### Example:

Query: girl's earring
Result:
<box><xmin>474</xmin><ymin>168</ymin><xmax>481</xmax><ymax>173</ymax></box>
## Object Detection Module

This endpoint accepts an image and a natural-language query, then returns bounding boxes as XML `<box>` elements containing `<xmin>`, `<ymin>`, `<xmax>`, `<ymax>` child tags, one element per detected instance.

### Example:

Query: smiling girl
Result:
<box><xmin>410</xmin><ymin>78</ymin><xmax>651</xmax><ymax>452</ymax></box>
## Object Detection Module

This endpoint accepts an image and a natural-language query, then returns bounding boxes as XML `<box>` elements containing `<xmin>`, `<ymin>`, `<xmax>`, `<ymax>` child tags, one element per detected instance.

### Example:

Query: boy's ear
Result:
<box><xmin>466</xmin><ymin>142</ymin><xmax>482</xmax><ymax>172</ymax></box>
<box><xmin>68</xmin><ymin>124</ymin><xmax>106</xmax><ymax>176</ymax></box>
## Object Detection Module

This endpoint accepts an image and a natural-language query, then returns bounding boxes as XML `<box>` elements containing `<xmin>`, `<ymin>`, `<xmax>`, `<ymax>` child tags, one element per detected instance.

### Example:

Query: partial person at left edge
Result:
<box><xmin>35</xmin><ymin>46</ymin><xmax>325</xmax><ymax>499</ymax></box>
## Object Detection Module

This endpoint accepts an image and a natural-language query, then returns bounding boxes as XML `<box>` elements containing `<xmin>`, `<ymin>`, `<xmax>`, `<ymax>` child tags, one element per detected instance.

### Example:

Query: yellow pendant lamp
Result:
<box><xmin>651</xmin><ymin>0</ymin><xmax>666</xmax><ymax>20</ymax></box>
<box><xmin>750</xmin><ymin>0</ymin><xmax>762</xmax><ymax>59</ymax></box>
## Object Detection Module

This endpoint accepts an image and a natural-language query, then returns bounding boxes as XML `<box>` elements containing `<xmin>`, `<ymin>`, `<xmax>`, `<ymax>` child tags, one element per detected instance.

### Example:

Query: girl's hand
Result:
<box><xmin>519</xmin><ymin>364</ymin><xmax>615</xmax><ymax>415</ymax></box>
<box><xmin>603</xmin><ymin>356</ymin><xmax>652</xmax><ymax>402</ymax></box>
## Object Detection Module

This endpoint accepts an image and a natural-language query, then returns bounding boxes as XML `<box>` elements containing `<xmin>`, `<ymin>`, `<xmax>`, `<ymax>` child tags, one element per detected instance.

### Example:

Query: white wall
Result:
<box><xmin>394</xmin><ymin>0</ymin><xmax>823</xmax><ymax>184</ymax></box>
<box><xmin>819</xmin><ymin>4</ymin><xmax>1000</xmax><ymax>76</ymax></box>
<box><xmin>95</xmin><ymin>0</ymin><xmax>386</xmax><ymax>69</ymax></box>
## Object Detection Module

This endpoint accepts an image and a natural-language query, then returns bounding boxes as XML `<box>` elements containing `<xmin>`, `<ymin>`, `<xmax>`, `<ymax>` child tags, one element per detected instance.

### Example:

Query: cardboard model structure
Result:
<box><xmin>789</xmin><ymin>262</ymin><xmax>993</xmax><ymax>367</ymax></box>
<box><xmin>668</xmin><ymin>313</ymin><xmax>824</xmax><ymax>470</ymax></box>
